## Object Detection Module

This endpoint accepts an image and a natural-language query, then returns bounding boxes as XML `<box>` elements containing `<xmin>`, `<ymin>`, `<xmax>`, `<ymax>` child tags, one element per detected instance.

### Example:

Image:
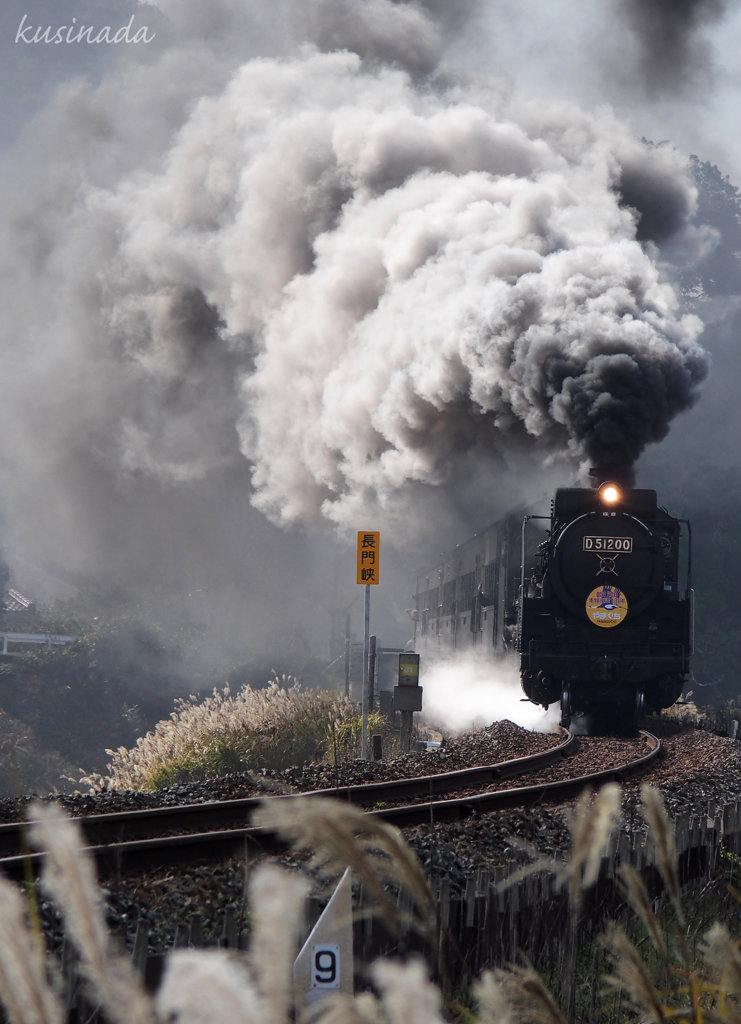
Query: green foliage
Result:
<box><xmin>148</xmin><ymin>737</ymin><xmax>246</xmax><ymax>789</ymax></box>
<box><xmin>327</xmin><ymin>711</ymin><xmax>396</xmax><ymax>762</ymax></box>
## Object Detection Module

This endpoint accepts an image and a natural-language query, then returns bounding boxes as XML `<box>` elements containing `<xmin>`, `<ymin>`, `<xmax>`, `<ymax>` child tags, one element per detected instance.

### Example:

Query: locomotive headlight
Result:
<box><xmin>598</xmin><ymin>483</ymin><xmax>622</xmax><ymax>505</ymax></box>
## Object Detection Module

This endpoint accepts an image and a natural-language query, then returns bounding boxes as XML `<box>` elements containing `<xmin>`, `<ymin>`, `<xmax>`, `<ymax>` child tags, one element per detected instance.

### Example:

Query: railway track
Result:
<box><xmin>0</xmin><ymin>729</ymin><xmax>660</xmax><ymax>881</ymax></box>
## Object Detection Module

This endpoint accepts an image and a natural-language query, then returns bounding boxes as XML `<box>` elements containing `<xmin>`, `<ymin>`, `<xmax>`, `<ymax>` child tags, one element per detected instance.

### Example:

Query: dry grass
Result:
<box><xmin>662</xmin><ymin>692</ymin><xmax>703</xmax><ymax>726</ymax></box>
<box><xmin>30</xmin><ymin>802</ymin><xmax>155</xmax><ymax>1024</ymax></box>
<box><xmin>81</xmin><ymin>678</ymin><xmax>364</xmax><ymax>792</ymax></box>
<box><xmin>253</xmin><ymin>797</ymin><xmax>437</xmax><ymax>942</ymax></box>
<box><xmin>0</xmin><ymin>880</ymin><xmax>62</xmax><ymax>1024</ymax></box>
<box><xmin>561</xmin><ymin>783</ymin><xmax>622</xmax><ymax>911</ymax></box>
<box><xmin>0</xmin><ymin>783</ymin><xmax>739</xmax><ymax>1023</ymax></box>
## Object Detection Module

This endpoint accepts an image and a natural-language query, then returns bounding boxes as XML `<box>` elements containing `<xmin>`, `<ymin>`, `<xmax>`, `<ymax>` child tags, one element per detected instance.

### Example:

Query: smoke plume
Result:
<box><xmin>616</xmin><ymin>0</ymin><xmax>730</xmax><ymax>94</ymax></box>
<box><xmin>0</xmin><ymin>0</ymin><xmax>709</xmax><ymax>638</ymax></box>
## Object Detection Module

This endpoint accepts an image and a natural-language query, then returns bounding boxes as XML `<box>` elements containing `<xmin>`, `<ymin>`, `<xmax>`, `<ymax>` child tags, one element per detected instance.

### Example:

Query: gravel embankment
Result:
<box><xmin>14</xmin><ymin>718</ymin><xmax>741</xmax><ymax>955</ymax></box>
<box><xmin>407</xmin><ymin>719</ymin><xmax>741</xmax><ymax>891</ymax></box>
<box><xmin>0</xmin><ymin>719</ymin><xmax>560</xmax><ymax>822</ymax></box>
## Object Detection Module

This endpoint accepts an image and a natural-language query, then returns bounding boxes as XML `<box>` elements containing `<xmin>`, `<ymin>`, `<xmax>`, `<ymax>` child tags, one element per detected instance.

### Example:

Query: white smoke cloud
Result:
<box><xmin>26</xmin><ymin>37</ymin><xmax>706</xmax><ymax>526</ymax></box>
<box><xmin>0</xmin><ymin>0</ymin><xmax>710</xmax><ymax>652</ymax></box>
<box><xmin>418</xmin><ymin>651</ymin><xmax>560</xmax><ymax>734</ymax></box>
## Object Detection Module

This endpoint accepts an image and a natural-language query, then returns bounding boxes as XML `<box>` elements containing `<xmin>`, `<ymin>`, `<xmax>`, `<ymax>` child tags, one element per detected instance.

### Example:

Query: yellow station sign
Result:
<box><xmin>356</xmin><ymin>531</ymin><xmax>380</xmax><ymax>585</ymax></box>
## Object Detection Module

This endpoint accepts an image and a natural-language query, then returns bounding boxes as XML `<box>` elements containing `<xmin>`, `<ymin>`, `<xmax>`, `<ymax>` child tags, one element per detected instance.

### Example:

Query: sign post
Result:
<box><xmin>356</xmin><ymin>531</ymin><xmax>380</xmax><ymax>760</ymax></box>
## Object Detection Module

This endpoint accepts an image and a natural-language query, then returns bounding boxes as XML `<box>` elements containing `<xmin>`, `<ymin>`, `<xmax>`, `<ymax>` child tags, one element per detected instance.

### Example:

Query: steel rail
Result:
<box><xmin>0</xmin><ymin>730</ymin><xmax>659</xmax><ymax>881</ymax></box>
<box><xmin>366</xmin><ymin>729</ymin><xmax>660</xmax><ymax>825</ymax></box>
<box><xmin>0</xmin><ymin>727</ymin><xmax>574</xmax><ymax>858</ymax></box>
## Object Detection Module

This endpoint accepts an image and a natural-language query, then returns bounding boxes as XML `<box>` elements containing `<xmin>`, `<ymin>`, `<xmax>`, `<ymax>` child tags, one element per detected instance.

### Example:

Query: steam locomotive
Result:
<box><xmin>412</xmin><ymin>478</ymin><xmax>692</xmax><ymax>733</ymax></box>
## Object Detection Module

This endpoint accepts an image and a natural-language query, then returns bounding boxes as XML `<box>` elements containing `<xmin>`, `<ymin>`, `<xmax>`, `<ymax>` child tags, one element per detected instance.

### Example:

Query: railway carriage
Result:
<box><xmin>412</xmin><ymin>513</ymin><xmax>523</xmax><ymax>654</ymax></box>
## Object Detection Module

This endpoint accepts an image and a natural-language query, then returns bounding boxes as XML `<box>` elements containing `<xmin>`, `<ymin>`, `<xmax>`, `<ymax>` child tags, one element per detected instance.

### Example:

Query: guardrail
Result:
<box><xmin>0</xmin><ymin>632</ymin><xmax>77</xmax><ymax>654</ymax></box>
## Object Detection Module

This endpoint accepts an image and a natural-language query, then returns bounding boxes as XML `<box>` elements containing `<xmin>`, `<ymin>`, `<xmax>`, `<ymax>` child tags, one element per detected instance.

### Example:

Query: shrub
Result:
<box><xmin>82</xmin><ymin>678</ymin><xmax>366</xmax><ymax>792</ymax></box>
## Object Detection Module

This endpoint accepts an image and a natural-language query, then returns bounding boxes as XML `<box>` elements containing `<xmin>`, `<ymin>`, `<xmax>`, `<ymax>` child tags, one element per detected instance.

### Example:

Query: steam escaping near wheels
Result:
<box><xmin>416</xmin><ymin>652</ymin><xmax>560</xmax><ymax>735</ymax></box>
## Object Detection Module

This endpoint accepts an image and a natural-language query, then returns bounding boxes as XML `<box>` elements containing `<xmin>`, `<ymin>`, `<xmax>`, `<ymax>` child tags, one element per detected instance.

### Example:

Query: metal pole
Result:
<box><xmin>361</xmin><ymin>584</ymin><xmax>370</xmax><ymax>759</ymax></box>
<box><xmin>368</xmin><ymin>635</ymin><xmax>377</xmax><ymax>714</ymax></box>
<box><xmin>400</xmin><ymin>710</ymin><xmax>412</xmax><ymax>753</ymax></box>
<box><xmin>344</xmin><ymin>613</ymin><xmax>351</xmax><ymax>699</ymax></box>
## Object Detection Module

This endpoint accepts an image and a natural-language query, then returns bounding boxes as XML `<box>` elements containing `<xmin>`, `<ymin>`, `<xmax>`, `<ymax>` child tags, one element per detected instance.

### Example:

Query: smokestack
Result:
<box><xmin>589</xmin><ymin>465</ymin><xmax>636</xmax><ymax>490</ymax></box>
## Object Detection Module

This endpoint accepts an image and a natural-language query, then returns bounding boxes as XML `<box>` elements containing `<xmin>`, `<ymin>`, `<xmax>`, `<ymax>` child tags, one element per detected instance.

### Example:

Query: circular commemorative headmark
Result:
<box><xmin>585</xmin><ymin>585</ymin><xmax>628</xmax><ymax>628</ymax></box>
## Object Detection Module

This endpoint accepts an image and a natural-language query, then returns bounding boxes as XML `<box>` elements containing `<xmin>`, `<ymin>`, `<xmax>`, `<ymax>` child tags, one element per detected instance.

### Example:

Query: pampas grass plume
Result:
<box><xmin>562</xmin><ymin>783</ymin><xmax>621</xmax><ymax>908</ymax></box>
<box><xmin>253</xmin><ymin>797</ymin><xmax>435</xmax><ymax>938</ymax></box>
<box><xmin>0</xmin><ymin>880</ymin><xmax>62</xmax><ymax>1024</ymax></box>
<box><xmin>481</xmin><ymin>964</ymin><xmax>567</xmax><ymax>1024</ymax></box>
<box><xmin>371</xmin><ymin>960</ymin><xmax>445</xmax><ymax>1024</ymax></box>
<box><xmin>640</xmin><ymin>785</ymin><xmax>682</xmax><ymax>921</ymax></box>
<box><xmin>619</xmin><ymin>862</ymin><xmax>670</xmax><ymax>966</ymax></box>
<box><xmin>156</xmin><ymin>950</ymin><xmax>262</xmax><ymax>1024</ymax></box>
<box><xmin>474</xmin><ymin>970</ymin><xmax>516</xmax><ymax>1024</ymax></box>
<box><xmin>604</xmin><ymin>924</ymin><xmax>669</xmax><ymax>1024</ymax></box>
<box><xmin>249</xmin><ymin>863</ymin><xmax>309</xmax><ymax>1024</ymax></box>
<box><xmin>28</xmin><ymin>801</ymin><xmax>155</xmax><ymax>1024</ymax></box>
<box><xmin>702</xmin><ymin>922</ymin><xmax>741</xmax><ymax>1017</ymax></box>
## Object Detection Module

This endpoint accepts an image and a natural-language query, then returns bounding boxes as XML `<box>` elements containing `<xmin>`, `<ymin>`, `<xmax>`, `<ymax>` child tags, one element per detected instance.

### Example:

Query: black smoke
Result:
<box><xmin>617</xmin><ymin>0</ymin><xmax>730</xmax><ymax>94</ymax></box>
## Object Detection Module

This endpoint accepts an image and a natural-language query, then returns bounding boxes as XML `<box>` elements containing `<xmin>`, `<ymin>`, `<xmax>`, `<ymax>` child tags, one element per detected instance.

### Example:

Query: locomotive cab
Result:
<box><xmin>517</xmin><ymin>482</ymin><xmax>692</xmax><ymax>734</ymax></box>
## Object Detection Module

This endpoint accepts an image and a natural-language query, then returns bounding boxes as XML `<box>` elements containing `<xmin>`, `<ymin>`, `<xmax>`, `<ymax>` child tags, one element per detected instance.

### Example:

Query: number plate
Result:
<box><xmin>311</xmin><ymin>945</ymin><xmax>340</xmax><ymax>989</ymax></box>
<box><xmin>582</xmin><ymin>536</ymin><xmax>633</xmax><ymax>552</ymax></box>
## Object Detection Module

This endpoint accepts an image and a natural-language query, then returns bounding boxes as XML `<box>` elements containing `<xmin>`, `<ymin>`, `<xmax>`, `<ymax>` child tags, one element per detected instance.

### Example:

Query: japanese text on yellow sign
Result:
<box><xmin>356</xmin><ymin>531</ymin><xmax>380</xmax><ymax>585</ymax></box>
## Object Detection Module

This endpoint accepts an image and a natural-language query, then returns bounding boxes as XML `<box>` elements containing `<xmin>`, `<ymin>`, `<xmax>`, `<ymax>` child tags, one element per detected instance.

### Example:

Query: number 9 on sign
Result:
<box><xmin>311</xmin><ymin>945</ymin><xmax>340</xmax><ymax>989</ymax></box>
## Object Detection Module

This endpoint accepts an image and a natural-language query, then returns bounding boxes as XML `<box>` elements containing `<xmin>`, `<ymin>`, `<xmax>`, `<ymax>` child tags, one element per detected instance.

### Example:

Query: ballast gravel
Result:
<box><xmin>6</xmin><ymin>717</ymin><xmax>741</xmax><ymax>956</ymax></box>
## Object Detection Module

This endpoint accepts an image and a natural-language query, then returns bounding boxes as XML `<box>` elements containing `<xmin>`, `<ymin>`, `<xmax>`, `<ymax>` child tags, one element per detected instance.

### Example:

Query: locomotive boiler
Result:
<box><xmin>518</xmin><ymin>479</ymin><xmax>692</xmax><ymax>732</ymax></box>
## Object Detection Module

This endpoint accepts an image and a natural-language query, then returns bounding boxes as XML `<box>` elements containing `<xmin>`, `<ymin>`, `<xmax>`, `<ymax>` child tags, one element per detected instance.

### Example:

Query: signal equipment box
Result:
<box><xmin>393</xmin><ymin>653</ymin><xmax>422</xmax><ymax>711</ymax></box>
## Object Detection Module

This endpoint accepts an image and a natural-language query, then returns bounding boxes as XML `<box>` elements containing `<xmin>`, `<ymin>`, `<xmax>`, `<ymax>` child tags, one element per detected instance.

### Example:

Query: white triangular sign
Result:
<box><xmin>293</xmin><ymin>867</ymin><xmax>354</xmax><ymax>1007</ymax></box>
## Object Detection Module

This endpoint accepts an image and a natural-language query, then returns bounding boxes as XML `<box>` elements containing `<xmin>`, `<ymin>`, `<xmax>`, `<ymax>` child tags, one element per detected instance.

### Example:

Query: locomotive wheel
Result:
<box><xmin>559</xmin><ymin>686</ymin><xmax>572</xmax><ymax>729</ymax></box>
<box><xmin>635</xmin><ymin>688</ymin><xmax>645</xmax><ymax>721</ymax></box>
<box><xmin>612</xmin><ymin>688</ymin><xmax>645</xmax><ymax>736</ymax></box>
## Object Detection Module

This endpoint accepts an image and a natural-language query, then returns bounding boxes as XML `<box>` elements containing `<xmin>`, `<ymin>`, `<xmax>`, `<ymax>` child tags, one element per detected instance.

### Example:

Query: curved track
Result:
<box><xmin>0</xmin><ymin>729</ymin><xmax>660</xmax><ymax>880</ymax></box>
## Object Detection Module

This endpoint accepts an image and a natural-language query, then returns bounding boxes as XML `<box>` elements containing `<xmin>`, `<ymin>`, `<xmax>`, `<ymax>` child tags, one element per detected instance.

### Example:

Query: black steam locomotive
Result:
<box><xmin>412</xmin><ymin>479</ymin><xmax>692</xmax><ymax>733</ymax></box>
<box><xmin>518</xmin><ymin>480</ymin><xmax>692</xmax><ymax>732</ymax></box>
